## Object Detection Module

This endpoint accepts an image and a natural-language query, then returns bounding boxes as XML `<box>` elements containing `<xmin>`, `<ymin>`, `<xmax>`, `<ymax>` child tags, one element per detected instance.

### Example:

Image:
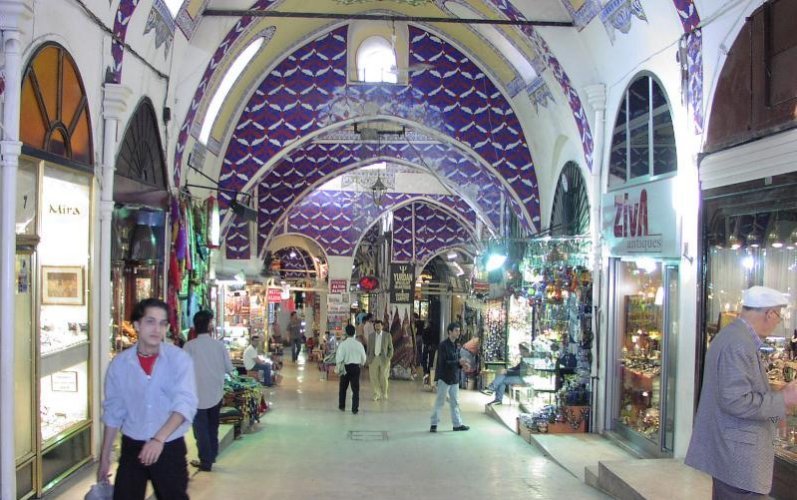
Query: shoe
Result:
<box><xmin>372</xmin><ymin>395</ymin><xmax>381</xmax><ymax>401</ymax></box>
<box><xmin>488</xmin><ymin>400</ymin><xmax>502</xmax><ymax>405</ymax></box>
<box><xmin>191</xmin><ymin>459</ymin><xmax>212</xmax><ymax>471</ymax></box>
<box><xmin>453</xmin><ymin>425</ymin><xmax>470</xmax><ymax>432</ymax></box>
<box><xmin>382</xmin><ymin>394</ymin><xmax>389</xmax><ymax>401</ymax></box>
<box><xmin>480</xmin><ymin>389</ymin><xmax>494</xmax><ymax>395</ymax></box>
<box><xmin>352</xmin><ymin>410</ymin><xmax>358</xmax><ymax>414</ymax></box>
<box><xmin>339</xmin><ymin>407</ymin><xmax>345</xmax><ymax>412</ymax></box>
<box><xmin>429</xmin><ymin>425</ymin><xmax>437</xmax><ymax>433</ymax></box>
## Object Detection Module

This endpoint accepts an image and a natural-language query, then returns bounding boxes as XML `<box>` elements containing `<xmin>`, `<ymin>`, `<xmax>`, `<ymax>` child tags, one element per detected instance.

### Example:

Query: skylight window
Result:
<box><xmin>357</xmin><ymin>36</ymin><xmax>397</xmax><ymax>83</ymax></box>
<box><xmin>199</xmin><ymin>37</ymin><xmax>265</xmax><ymax>145</ymax></box>
<box><xmin>163</xmin><ymin>0</ymin><xmax>184</xmax><ymax>19</ymax></box>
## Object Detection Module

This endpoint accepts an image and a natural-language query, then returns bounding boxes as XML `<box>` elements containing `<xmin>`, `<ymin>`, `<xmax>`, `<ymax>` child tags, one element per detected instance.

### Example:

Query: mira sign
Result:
<box><xmin>602</xmin><ymin>177</ymin><xmax>680</xmax><ymax>258</ymax></box>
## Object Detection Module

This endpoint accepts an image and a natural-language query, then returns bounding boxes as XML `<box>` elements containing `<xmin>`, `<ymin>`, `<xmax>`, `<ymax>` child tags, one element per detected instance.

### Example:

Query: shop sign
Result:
<box><xmin>329</xmin><ymin>279</ymin><xmax>348</xmax><ymax>294</ymax></box>
<box><xmin>390</xmin><ymin>263</ymin><xmax>414</xmax><ymax>304</ymax></box>
<box><xmin>266</xmin><ymin>288</ymin><xmax>282</xmax><ymax>303</ymax></box>
<box><xmin>602</xmin><ymin>177</ymin><xmax>680</xmax><ymax>258</ymax></box>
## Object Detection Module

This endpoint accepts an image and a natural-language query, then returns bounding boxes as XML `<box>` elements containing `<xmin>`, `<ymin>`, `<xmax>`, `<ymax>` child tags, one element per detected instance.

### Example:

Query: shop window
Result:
<box><xmin>21</xmin><ymin>44</ymin><xmax>93</xmax><ymax>166</ymax></box>
<box><xmin>609</xmin><ymin>75</ymin><xmax>675</xmax><ymax>188</ymax></box>
<box><xmin>116</xmin><ymin>99</ymin><xmax>167</xmax><ymax>189</ymax></box>
<box><xmin>356</xmin><ymin>36</ymin><xmax>397</xmax><ymax>83</ymax></box>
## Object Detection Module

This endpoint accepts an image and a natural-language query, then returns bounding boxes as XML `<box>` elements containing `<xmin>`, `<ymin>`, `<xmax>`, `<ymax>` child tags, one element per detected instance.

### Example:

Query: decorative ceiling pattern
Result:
<box><xmin>220</xmin><ymin>24</ymin><xmax>540</xmax><ymax>255</ymax></box>
<box><xmin>277</xmin><ymin>190</ymin><xmax>475</xmax><ymax>258</ymax></box>
<box><xmin>274</xmin><ymin>246</ymin><xmax>314</xmax><ymax>279</ymax></box>
<box><xmin>239</xmin><ymin>138</ymin><xmax>507</xmax><ymax>254</ymax></box>
<box><xmin>110</xmin><ymin>0</ymin><xmax>140</xmax><ymax>84</ymax></box>
<box><xmin>412</xmin><ymin>202</ymin><xmax>474</xmax><ymax>265</ymax></box>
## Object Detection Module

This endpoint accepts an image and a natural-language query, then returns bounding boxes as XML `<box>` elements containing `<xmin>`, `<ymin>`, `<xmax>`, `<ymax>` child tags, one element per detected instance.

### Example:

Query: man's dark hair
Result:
<box><xmin>131</xmin><ymin>298</ymin><xmax>169</xmax><ymax>323</ymax></box>
<box><xmin>291</xmin><ymin>311</ymin><xmax>297</xmax><ymax>317</ymax></box>
<box><xmin>345</xmin><ymin>325</ymin><xmax>356</xmax><ymax>336</ymax></box>
<box><xmin>447</xmin><ymin>321</ymin><xmax>461</xmax><ymax>333</ymax></box>
<box><xmin>365</xmin><ymin>313</ymin><xmax>374</xmax><ymax>322</ymax></box>
<box><xmin>193</xmin><ymin>310</ymin><xmax>214</xmax><ymax>334</ymax></box>
<box><xmin>374</xmin><ymin>319</ymin><xmax>383</xmax><ymax>326</ymax></box>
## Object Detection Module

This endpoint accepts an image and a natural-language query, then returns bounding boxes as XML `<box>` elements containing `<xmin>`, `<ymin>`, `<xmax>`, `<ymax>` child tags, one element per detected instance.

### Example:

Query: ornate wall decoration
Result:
<box><xmin>144</xmin><ymin>0</ymin><xmax>175</xmax><ymax>57</ymax></box>
<box><xmin>672</xmin><ymin>0</ymin><xmax>703</xmax><ymax>134</ymax></box>
<box><xmin>560</xmin><ymin>0</ymin><xmax>602</xmax><ymax>30</ymax></box>
<box><xmin>391</xmin><ymin>202</ymin><xmax>474</xmax><ymax>264</ymax></box>
<box><xmin>600</xmin><ymin>0</ymin><xmax>647</xmax><ymax>44</ymax></box>
<box><xmin>175</xmin><ymin>0</ymin><xmax>209</xmax><ymax>39</ymax></box>
<box><xmin>486</xmin><ymin>0</ymin><xmax>594</xmax><ymax>172</ymax></box>
<box><xmin>528</xmin><ymin>77</ymin><xmax>554</xmax><ymax>113</ymax></box>
<box><xmin>109</xmin><ymin>0</ymin><xmax>140</xmax><ymax>84</ymax></box>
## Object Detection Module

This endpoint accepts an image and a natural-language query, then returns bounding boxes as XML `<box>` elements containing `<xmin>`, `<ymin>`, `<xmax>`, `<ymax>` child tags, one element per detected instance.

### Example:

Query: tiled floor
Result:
<box><xmin>52</xmin><ymin>354</ymin><xmax>608</xmax><ymax>499</ymax></box>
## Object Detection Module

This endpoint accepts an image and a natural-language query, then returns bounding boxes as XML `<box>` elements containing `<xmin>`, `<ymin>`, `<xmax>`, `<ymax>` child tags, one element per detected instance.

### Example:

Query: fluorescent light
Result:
<box><xmin>447</xmin><ymin>251</ymin><xmax>458</xmax><ymax>261</ymax></box>
<box><xmin>485</xmin><ymin>253</ymin><xmax>507</xmax><ymax>272</ymax></box>
<box><xmin>199</xmin><ymin>37</ymin><xmax>264</xmax><ymax>145</ymax></box>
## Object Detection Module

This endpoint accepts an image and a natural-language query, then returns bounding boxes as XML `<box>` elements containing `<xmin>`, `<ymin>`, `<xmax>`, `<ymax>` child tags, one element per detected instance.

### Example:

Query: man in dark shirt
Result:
<box><xmin>429</xmin><ymin>322</ymin><xmax>470</xmax><ymax>433</ymax></box>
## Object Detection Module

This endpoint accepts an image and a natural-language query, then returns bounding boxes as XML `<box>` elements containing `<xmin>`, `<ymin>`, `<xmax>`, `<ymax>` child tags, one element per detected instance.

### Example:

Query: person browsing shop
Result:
<box><xmin>97</xmin><ymin>298</ymin><xmax>198</xmax><ymax>500</ymax></box>
<box><xmin>482</xmin><ymin>342</ymin><xmax>531</xmax><ymax>405</ymax></box>
<box><xmin>288</xmin><ymin>311</ymin><xmax>303</xmax><ymax>362</ymax></box>
<box><xmin>367</xmin><ymin>319</ymin><xmax>394</xmax><ymax>401</ymax></box>
<box><xmin>336</xmin><ymin>325</ymin><xmax>367</xmax><ymax>414</ymax></box>
<box><xmin>429</xmin><ymin>322</ymin><xmax>470</xmax><ymax>433</ymax></box>
<box><xmin>686</xmin><ymin>286</ymin><xmax>797</xmax><ymax>498</ymax></box>
<box><xmin>183</xmin><ymin>309</ymin><xmax>234</xmax><ymax>472</ymax></box>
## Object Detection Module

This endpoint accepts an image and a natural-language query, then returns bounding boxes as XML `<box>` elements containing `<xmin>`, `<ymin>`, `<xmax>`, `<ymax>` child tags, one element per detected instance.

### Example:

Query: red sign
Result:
<box><xmin>266</xmin><ymin>288</ymin><xmax>282</xmax><ymax>303</ymax></box>
<box><xmin>358</xmin><ymin>276</ymin><xmax>379</xmax><ymax>292</ymax></box>
<box><xmin>329</xmin><ymin>279</ymin><xmax>348</xmax><ymax>294</ymax></box>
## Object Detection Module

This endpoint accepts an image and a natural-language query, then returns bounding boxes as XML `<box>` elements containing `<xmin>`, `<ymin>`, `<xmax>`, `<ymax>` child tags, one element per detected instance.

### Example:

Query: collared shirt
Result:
<box><xmin>336</xmin><ymin>337</ymin><xmax>366</xmax><ymax>366</ymax></box>
<box><xmin>184</xmin><ymin>334</ymin><xmax>234</xmax><ymax>409</ymax></box>
<box><xmin>326</xmin><ymin>336</ymin><xmax>338</xmax><ymax>353</ymax></box>
<box><xmin>375</xmin><ymin>331</ymin><xmax>383</xmax><ymax>356</ymax></box>
<box><xmin>737</xmin><ymin>317</ymin><xmax>765</xmax><ymax>351</ymax></box>
<box><xmin>102</xmin><ymin>343</ymin><xmax>197</xmax><ymax>442</ymax></box>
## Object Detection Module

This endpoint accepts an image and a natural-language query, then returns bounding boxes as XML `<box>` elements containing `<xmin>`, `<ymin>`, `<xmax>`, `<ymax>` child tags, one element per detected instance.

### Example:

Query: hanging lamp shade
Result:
<box><xmin>371</xmin><ymin>174</ymin><xmax>387</xmax><ymax>207</ymax></box>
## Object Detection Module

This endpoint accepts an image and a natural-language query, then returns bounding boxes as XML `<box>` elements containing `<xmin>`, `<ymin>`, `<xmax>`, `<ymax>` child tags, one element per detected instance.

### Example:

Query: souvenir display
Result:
<box><xmin>482</xmin><ymin>299</ymin><xmax>506</xmax><ymax>362</ymax></box>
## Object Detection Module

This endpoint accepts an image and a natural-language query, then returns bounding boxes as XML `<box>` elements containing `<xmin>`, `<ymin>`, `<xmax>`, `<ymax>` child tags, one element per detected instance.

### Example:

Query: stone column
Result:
<box><xmin>584</xmin><ymin>83</ymin><xmax>606</xmax><ymax>433</ymax></box>
<box><xmin>95</xmin><ymin>84</ymin><xmax>130</xmax><ymax>452</ymax></box>
<box><xmin>0</xmin><ymin>2</ymin><xmax>33</xmax><ymax>497</ymax></box>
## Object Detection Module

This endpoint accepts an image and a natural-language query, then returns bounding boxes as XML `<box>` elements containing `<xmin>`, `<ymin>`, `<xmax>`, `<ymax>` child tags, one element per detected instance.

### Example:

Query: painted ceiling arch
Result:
<box><xmin>273</xmin><ymin>246</ymin><xmax>316</xmax><ymax>280</ymax></box>
<box><xmin>218</xmin><ymin>24</ymin><xmax>539</xmax><ymax>250</ymax></box>
<box><xmin>391</xmin><ymin>201</ymin><xmax>476</xmax><ymax>265</ymax></box>
<box><xmin>263</xmin><ymin>190</ymin><xmax>478</xmax><ymax>260</ymax></box>
<box><xmin>230</xmin><ymin>125</ymin><xmax>523</xmax><ymax>250</ymax></box>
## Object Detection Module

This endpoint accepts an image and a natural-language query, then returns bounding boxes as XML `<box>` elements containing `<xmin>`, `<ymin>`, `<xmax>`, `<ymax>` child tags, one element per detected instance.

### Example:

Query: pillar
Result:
<box><xmin>0</xmin><ymin>1</ymin><xmax>33</xmax><ymax>497</ymax></box>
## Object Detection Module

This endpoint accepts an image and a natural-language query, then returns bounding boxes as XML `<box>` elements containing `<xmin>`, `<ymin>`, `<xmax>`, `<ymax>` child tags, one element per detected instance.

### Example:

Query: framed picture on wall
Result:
<box><xmin>42</xmin><ymin>266</ymin><xmax>84</xmax><ymax>305</ymax></box>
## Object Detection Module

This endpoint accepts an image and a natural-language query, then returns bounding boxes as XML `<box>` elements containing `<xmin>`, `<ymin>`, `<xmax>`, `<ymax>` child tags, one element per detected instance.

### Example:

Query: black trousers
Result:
<box><xmin>114</xmin><ymin>435</ymin><xmax>189</xmax><ymax>500</ymax></box>
<box><xmin>421</xmin><ymin>344</ymin><xmax>437</xmax><ymax>375</ymax></box>
<box><xmin>192</xmin><ymin>400</ymin><xmax>222</xmax><ymax>468</ymax></box>
<box><xmin>339</xmin><ymin>364</ymin><xmax>361</xmax><ymax>412</ymax></box>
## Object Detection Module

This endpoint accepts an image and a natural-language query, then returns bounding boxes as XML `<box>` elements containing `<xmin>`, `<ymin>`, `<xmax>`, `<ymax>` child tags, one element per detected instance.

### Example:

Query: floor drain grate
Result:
<box><xmin>348</xmin><ymin>431</ymin><xmax>388</xmax><ymax>441</ymax></box>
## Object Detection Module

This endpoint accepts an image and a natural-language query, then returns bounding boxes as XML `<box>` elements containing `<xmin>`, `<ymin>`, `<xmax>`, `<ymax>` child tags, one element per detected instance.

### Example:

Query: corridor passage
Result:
<box><xmin>186</xmin><ymin>355</ymin><xmax>605</xmax><ymax>500</ymax></box>
<box><xmin>55</xmin><ymin>353</ymin><xmax>607</xmax><ymax>500</ymax></box>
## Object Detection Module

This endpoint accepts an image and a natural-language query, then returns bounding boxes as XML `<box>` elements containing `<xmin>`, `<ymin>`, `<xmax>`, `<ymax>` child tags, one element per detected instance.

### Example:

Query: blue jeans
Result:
<box><xmin>291</xmin><ymin>338</ymin><xmax>302</xmax><ymax>362</ymax></box>
<box><xmin>192</xmin><ymin>400</ymin><xmax>221</xmax><ymax>469</ymax></box>
<box><xmin>253</xmin><ymin>361</ymin><xmax>273</xmax><ymax>386</ymax></box>
<box><xmin>430</xmin><ymin>380</ymin><xmax>463</xmax><ymax>427</ymax></box>
<box><xmin>490</xmin><ymin>374</ymin><xmax>524</xmax><ymax>402</ymax></box>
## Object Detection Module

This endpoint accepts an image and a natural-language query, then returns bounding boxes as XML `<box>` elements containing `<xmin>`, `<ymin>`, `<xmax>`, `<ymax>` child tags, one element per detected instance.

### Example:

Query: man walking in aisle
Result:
<box><xmin>686</xmin><ymin>286</ymin><xmax>797</xmax><ymax>498</ymax></box>
<box><xmin>288</xmin><ymin>311</ymin><xmax>303</xmax><ymax>362</ymax></box>
<box><xmin>336</xmin><ymin>324</ymin><xmax>367</xmax><ymax>414</ymax></box>
<box><xmin>184</xmin><ymin>309</ymin><xmax>234</xmax><ymax>472</ymax></box>
<box><xmin>367</xmin><ymin>319</ymin><xmax>394</xmax><ymax>401</ymax></box>
<box><xmin>97</xmin><ymin>298</ymin><xmax>197</xmax><ymax>499</ymax></box>
<box><xmin>429</xmin><ymin>322</ymin><xmax>470</xmax><ymax>433</ymax></box>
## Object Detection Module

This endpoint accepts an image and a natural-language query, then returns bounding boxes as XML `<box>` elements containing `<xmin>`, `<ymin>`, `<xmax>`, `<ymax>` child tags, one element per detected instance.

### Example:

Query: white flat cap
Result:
<box><xmin>742</xmin><ymin>286</ymin><xmax>788</xmax><ymax>308</ymax></box>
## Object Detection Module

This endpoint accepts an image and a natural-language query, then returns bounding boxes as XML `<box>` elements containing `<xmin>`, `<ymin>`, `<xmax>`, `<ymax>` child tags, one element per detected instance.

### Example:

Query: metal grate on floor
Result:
<box><xmin>348</xmin><ymin>430</ymin><xmax>388</xmax><ymax>441</ymax></box>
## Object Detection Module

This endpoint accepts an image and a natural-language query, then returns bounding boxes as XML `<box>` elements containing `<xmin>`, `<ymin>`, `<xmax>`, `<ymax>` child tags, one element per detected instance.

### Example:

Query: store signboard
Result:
<box><xmin>390</xmin><ymin>263</ymin><xmax>414</xmax><ymax>304</ymax></box>
<box><xmin>266</xmin><ymin>288</ymin><xmax>282</xmax><ymax>303</ymax></box>
<box><xmin>602</xmin><ymin>177</ymin><xmax>680</xmax><ymax>258</ymax></box>
<box><xmin>329</xmin><ymin>279</ymin><xmax>348</xmax><ymax>294</ymax></box>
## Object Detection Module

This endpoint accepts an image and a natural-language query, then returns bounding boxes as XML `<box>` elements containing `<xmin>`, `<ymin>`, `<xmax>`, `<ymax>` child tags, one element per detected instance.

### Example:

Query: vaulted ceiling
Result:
<box><xmin>109</xmin><ymin>0</ymin><xmax>704</xmax><ymax>266</ymax></box>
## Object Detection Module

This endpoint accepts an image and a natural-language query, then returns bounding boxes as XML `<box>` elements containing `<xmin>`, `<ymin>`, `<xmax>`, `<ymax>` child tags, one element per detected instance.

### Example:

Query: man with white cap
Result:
<box><xmin>686</xmin><ymin>286</ymin><xmax>797</xmax><ymax>499</ymax></box>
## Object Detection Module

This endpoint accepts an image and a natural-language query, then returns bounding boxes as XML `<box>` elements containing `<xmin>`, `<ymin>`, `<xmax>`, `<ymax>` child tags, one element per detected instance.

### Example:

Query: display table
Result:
<box><xmin>222</xmin><ymin>376</ymin><xmax>265</xmax><ymax>436</ymax></box>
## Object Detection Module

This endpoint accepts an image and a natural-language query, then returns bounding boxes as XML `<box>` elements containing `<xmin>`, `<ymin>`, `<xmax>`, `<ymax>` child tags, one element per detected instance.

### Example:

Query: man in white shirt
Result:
<box><xmin>98</xmin><ymin>298</ymin><xmax>197</xmax><ymax>499</ymax></box>
<box><xmin>367</xmin><ymin>319</ymin><xmax>394</xmax><ymax>401</ymax></box>
<box><xmin>183</xmin><ymin>310</ymin><xmax>234</xmax><ymax>472</ymax></box>
<box><xmin>243</xmin><ymin>335</ymin><xmax>273</xmax><ymax>386</ymax></box>
<box><xmin>336</xmin><ymin>325</ymin><xmax>367</xmax><ymax>414</ymax></box>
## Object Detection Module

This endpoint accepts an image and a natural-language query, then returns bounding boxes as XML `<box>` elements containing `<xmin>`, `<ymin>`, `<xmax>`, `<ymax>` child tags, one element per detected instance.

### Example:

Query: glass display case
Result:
<box><xmin>481</xmin><ymin>299</ymin><xmax>506</xmax><ymax>363</ymax></box>
<box><xmin>612</xmin><ymin>259</ymin><xmax>678</xmax><ymax>455</ymax></box>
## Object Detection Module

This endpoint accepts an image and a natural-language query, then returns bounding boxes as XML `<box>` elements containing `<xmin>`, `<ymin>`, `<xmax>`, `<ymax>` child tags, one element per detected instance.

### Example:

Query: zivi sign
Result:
<box><xmin>601</xmin><ymin>177</ymin><xmax>680</xmax><ymax>258</ymax></box>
